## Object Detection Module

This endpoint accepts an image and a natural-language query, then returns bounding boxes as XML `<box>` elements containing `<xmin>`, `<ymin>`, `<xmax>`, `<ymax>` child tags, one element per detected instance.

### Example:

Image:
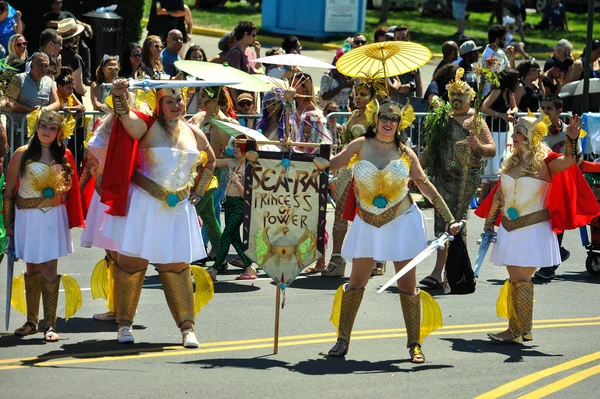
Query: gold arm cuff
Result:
<box><xmin>3</xmin><ymin>196</ymin><xmax>14</xmax><ymax>228</ymax></box>
<box><xmin>432</xmin><ymin>195</ymin><xmax>455</xmax><ymax>224</ymax></box>
<box><xmin>194</xmin><ymin>169</ymin><xmax>215</xmax><ymax>197</ymax></box>
<box><xmin>485</xmin><ymin>193</ymin><xmax>503</xmax><ymax>228</ymax></box>
<box><xmin>113</xmin><ymin>93</ymin><xmax>130</xmax><ymax>116</ymax></box>
<box><xmin>565</xmin><ymin>136</ymin><xmax>578</xmax><ymax>159</ymax></box>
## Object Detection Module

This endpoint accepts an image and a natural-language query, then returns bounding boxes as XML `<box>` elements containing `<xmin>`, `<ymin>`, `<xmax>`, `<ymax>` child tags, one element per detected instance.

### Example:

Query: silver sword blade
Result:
<box><xmin>377</xmin><ymin>234</ymin><xmax>452</xmax><ymax>294</ymax></box>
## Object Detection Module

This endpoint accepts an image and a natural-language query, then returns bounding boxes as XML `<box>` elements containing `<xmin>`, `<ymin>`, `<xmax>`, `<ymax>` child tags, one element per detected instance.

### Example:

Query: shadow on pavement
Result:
<box><xmin>142</xmin><ymin>273</ymin><xmax>262</xmax><ymax>293</ymax></box>
<box><xmin>442</xmin><ymin>337</ymin><xmax>564</xmax><ymax>363</ymax></box>
<box><xmin>9</xmin><ymin>340</ymin><xmax>182</xmax><ymax>367</ymax></box>
<box><xmin>552</xmin><ymin>270</ymin><xmax>600</xmax><ymax>285</ymax></box>
<box><xmin>176</xmin><ymin>356</ymin><xmax>453</xmax><ymax>375</ymax></box>
<box><xmin>287</xmin><ymin>276</ymin><xmax>349</xmax><ymax>291</ymax></box>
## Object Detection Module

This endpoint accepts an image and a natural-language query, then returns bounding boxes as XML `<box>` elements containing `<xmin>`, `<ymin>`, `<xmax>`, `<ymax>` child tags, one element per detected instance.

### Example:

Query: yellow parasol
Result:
<box><xmin>335</xmin><ymin>41</ymin><xmax>432</xmax><ymax>79</ymax></box>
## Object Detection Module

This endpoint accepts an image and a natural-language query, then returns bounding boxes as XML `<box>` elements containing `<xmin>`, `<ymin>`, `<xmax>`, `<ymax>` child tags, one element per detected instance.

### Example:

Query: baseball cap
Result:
<box><xmin>384</xmin><ymin>32</ymin><xmax>394</xmax><ymax>39</ymax></box>
<box><xmin>236</xmin><ymin>93</ymin><xmax>254</xmax><ymax>103</ymax></box>
<box><xmin>460</xmin><ymin>40</ymin><xmax>482</xmax><ymax>55</ymax></box>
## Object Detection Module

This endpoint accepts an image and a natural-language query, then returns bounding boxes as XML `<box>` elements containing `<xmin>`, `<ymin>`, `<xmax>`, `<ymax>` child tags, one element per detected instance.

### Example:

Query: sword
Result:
<box><xmin>377</xmin><ymin>220</ymin><xmax>465</xmax><ymax>294</ymax></box>
<box><xmin>5</xmin><ymin>237</ymin><xmax>17</xmax><ymax>331</ymax></box>
<box><xmin>102</xmin><ymin>79</ymin><xmax>240</xmax><ymax>92</ymax></box>
<box><xmin>473</xmin><ymin>231</ymin><xmax>497</xmax><ymax>278</ymax></box>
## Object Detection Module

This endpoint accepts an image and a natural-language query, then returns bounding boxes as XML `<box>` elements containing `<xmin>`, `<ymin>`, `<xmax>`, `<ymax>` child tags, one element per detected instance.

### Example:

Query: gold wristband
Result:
<box><xmin>194</xmin><ymin>169</ymin><xmax>215</xmax><ymax>197</ymax></box>
<box><xmin>113</xmin><ymin>93</ymin><xmax>130</xmax><ymax>116</ymax></box>
<box><xmin>3</xmin><ymin>196</ymin><xmax>15</xmax><ymax>229</ymax></box>
<box><xmin>432</xmin><ymin>195</ymin><xmax>455</xmax><ymax>224</ymax></box>
<box><xmin>565</xmin><ymin>136</ymin><xmax>577</xmax><ymax>159</ymax></box>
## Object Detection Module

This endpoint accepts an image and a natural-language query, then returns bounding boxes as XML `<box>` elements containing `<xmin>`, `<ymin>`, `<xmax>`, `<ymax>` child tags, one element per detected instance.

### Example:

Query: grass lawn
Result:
<box><xmin>144</xmin><ymin>1</ymin><xmax>592</xmax><ymax>56</ymax></box>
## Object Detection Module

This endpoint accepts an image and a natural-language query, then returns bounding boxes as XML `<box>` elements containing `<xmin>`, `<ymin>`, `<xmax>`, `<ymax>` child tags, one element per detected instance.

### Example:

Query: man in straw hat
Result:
<box><xmin>57</xmin><ymin>18</ymin><xmax>86</xmax><ymax>97</ymax></box>
<box><xmin>420</xmin><ymin>68</ymin><xmax>496</xmax><ymax>291</ymax></box>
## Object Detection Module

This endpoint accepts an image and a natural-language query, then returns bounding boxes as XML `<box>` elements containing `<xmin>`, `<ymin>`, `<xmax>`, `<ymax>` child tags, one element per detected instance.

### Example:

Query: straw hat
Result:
<box><xmin>57</xmin><ymin>18</ymin><xmax>84</xmax><ymax>40</ymax></box>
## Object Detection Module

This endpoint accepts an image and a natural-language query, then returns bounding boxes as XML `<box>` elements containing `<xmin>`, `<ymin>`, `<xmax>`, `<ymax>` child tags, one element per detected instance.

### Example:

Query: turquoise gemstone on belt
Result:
<box><xmin>506</xmin><ymin>207</ymin><xmax>519</xmax><ymax>220</ymax></box>
<box><xmin>166</xmin><ymin>193</ymin><xmax>179</xmax><ymax>208</ymax></box>
<box><xmin>373</xmin><ymin>196</ymin><xmax>388</xmax><ymax>209</ymax></box>
<box><xmin>281</xmin><ymin>158</ymin><xmax>291</xmax><ymax>168</ymax></box>
<box><xmin>42</xmin><ymin>187</ymin><xmax>55</xmax><ymax>198</ymax></box>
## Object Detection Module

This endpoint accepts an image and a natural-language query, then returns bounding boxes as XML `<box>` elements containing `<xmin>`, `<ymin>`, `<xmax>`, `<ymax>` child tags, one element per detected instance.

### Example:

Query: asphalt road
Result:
<box><xmin>1</xmin><ymin>205</ymin><xmax>598</xmax><ymax>399</ymax></box>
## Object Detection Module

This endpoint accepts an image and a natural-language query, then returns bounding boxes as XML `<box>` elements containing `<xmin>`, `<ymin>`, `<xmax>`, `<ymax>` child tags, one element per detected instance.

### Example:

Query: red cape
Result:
<box><xmin>475</xmin><ymin>152</ymin><xmax>600</xmax><ymax>233</ymax></box>
<box><xmin>342</xmin><ymin>178</ymin><xmax>358</xmax><ymax>221</ymax></box>
<box><xmin>100</xmin><ymin>111</ymin><xmax>155</xmax><ymax>216</ymax></box>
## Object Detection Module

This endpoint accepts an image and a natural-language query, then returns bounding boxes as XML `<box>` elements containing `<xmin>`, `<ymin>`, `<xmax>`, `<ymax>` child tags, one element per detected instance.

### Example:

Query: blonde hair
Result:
<box><xmin>500</xmin><ymin>140</ymin><xmax>550</xmax><ymax>178</ymax></box>
<box><xmin>8</xmin><ymin>34</ymin><xmax>27</xmax><ymax>60</ymax></box>
<box><xmin>142</xmin><ymin>35</ymin><xmax>164</xmax><ymax>72</ymax></box>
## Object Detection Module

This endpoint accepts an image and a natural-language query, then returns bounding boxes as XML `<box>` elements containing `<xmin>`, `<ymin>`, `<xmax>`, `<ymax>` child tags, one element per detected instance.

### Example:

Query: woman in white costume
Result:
<box><xmin>325</xmin><ymin>100</ymin><xmax>461</xmax><ymax>363</ymax></box>
<box><xmin>101</xmin><ymin>79</ymin><xmax>216</xmax><ymax>347</ymax></box>
<box><xmin>484</xmin><ymin>112</ymin><xmax>583</xmax><ymax>343</ymax></box>
<box><xmin>4</xmin><ymin>109</ymin><xmax>84</xmax><ymax>342</ymax></box>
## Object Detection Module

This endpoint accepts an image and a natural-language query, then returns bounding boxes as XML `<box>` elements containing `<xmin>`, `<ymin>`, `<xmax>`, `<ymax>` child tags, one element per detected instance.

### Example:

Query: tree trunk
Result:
<box><xmin>379</xmin><ymin>0</ymin><xmax>392</xmax><ymax>23</ymax></box>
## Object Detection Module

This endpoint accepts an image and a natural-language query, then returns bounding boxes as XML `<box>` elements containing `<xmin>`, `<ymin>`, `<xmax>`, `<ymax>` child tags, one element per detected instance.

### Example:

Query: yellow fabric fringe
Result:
<box><xmin>329</xmin><ymin>284</ymin><xmax>345</xmax><ymax>329</ymax></box>
<box><xmin>62</xmin><ymin>274</ymin><xmax>82</xmax><ymax>320</ymax></box>
<box><xmin>420</xmin><ymin>290</ymin><xmax>443</xmax><ymax>341</ymax></box>
<box><xmin>90</xmin><ymin>258</ymin><xmax>109</xmax><ymax>300</ymax></box>
<box><xmin>496</xmin><ymin>280</ymin><xmax>516</xmax><ymax>320</ymax></box>
<box><xmin>191</xmin><ymin>266</ymin><xmax>214</xmax><ymax>314</ymax></box>
<box><xmin>11</xmin><ymin>273</ymin><xmax>27</xmax><ymax>315</ymax></box>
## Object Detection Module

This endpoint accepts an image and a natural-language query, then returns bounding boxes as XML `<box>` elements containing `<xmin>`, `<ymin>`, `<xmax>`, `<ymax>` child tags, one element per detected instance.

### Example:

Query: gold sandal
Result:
<box><xmin>409</xmin><ymin>343</ymin><xmax>425</xmax><ymax>363</ymax></box>
<box><xmin>322</xmin><ymin>254</ymin><xmax>346</xmax><ymax>277</ymax></box>
<box><xmin>371</xmin><ymin>261</ymin><xmax>386</xmax><ymax>276</ymax></box>
<box><xmin>328</xmin><ymin>338</ymin><xmax>349</xmax><ymax>357</ymax></box>
<box><xmin>14</xmin><ymin>321</ymin><xmax>38</xmax><ymax>337</ymax></box>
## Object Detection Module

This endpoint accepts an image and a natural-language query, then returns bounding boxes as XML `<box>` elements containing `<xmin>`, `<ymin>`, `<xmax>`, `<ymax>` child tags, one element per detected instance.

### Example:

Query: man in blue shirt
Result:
<box><xmin>160</xmin><ymin>29</ymin><xmax>183</xmax><ymax>77</ymax></box>
<box><xmin>536</xmin><ymin>0</ymin><xmax>569</xmax><ymax>31</ymax></box>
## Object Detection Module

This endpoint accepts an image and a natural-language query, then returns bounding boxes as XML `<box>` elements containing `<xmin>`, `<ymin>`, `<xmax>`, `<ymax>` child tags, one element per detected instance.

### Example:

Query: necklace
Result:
<box><xmin>375</xmin><ymin>135</ymin><xmax>395</xmax><ymax>145</ymax></box>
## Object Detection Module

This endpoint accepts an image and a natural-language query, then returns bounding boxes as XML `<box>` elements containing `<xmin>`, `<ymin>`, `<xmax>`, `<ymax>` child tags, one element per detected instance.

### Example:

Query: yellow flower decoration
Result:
<box><xmin>365</xmin><ymin>98</ymin><xmax>378</xmax><ymax>128</ymax></box>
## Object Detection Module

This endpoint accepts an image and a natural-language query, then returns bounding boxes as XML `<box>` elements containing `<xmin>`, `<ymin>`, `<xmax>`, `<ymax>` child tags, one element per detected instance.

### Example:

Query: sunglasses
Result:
<box><xmin>171</xmin><ymin>37</ymin><xmax>183</xmax><ymax>42</ymax></box>
<box><xmin>105</xmin><ymin>66</ymin><xmax>120</xmax><ymax>73</ymax></box>
<box><xmin>130</xmin><ymin>52</ymin><xmax>142</xmax><ymax>58</ymax></box>
<box><xmin>379</xmin><ymin>114</ymin><xmax>400</xmax><ymax>124</ymax></box>
<box><xmin>354</xmin><ymin>40</ymin><xmax>366</xmax><ymax>45</ymax></box>
<box><xmin>15</xmin><ymin>42</ymin><xmax>28</xmax><ymax>47</ymax></box>
<box><xmin>153</xmin><ymin>44</ymin><xmax>164</xmax><ymax>49</ymax></box>
<box><xmin>238</xmin><ymin>101</ymin><xmax>253</xmax><ymax>107</ymax></box>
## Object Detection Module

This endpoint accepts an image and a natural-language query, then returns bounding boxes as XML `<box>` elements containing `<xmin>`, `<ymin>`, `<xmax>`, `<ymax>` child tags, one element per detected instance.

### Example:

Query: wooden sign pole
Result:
<box><xmin>273</xmin><ymin>286</ymin><xmax>281</xmax><ymax>354</ymax></box>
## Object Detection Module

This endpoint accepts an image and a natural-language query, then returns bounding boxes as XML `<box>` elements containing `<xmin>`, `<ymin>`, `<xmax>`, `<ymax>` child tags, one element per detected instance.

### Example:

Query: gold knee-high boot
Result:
<box><xmin>159</xmin><ymin>268</ymin><xmax>195</xmax><ymax>327</ymax></box>
<box><xmin>513</xmin><ymin>282</ymin><xmax>534</xmax><ymax>342</ymax></box>
<box><xmin>113</xmin><ymin>264</ymin><xmax>145</xmax><ymax>325</ymax></box>
<box><xmin>329</xmin><ymin>285</ymin><xmax>364</xmax><ymax>356</ymax></box>
<box><xmin>400</xmin><ymin>290</ymin><xmax>421</xmax><ymax>348</ymax></box>
<box><xmin>400</xmin><ymin>290</ymin><xmax>424</xmax><ymax>362</ymax></box>
<box><xmin>41</xmin><ymin>276</ymin><xmax>61</xmax><ymax>330</ymax></box>
<box><xmin>25</xmin><ymin>272</ymin><xmax>42</xmax><ymax>324</ymax></box>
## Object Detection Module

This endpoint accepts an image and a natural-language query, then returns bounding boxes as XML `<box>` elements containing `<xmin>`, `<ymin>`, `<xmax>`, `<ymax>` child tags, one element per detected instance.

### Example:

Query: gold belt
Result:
<box><xmin>131</xmin><ymin>171</ymin><xmax>190</xmax><ymax>207</ymax></box>
<box><xmin>358</xmin><ymin>194</ymin><xmax>413</xmax><ymax>228</ymax></box>
<box><xmin>501</xmin><ymin>209</ymin><xmax>551</xmax><ymax>232</ymax></box>
<box><xmin>15</xmin><ymin>193</ymin><xmax>66</xmax><ymax>210</ymax></box>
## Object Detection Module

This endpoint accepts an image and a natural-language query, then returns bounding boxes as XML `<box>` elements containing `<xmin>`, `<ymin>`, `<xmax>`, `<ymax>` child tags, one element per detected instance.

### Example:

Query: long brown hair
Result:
<box><xmin>142</xmin><ymin>35</ymin><xmax>164</xmax><ymax>72</ymax></box>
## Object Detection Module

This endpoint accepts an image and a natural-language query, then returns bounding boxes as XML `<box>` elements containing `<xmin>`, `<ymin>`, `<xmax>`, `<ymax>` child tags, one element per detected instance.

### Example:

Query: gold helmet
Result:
<box><xmin>26</xmin><ymin>108</ymin><xmax>76</xmax><ymax>145</ymax></box>
<box><xmin>155</xmin><ymin>87</ymin><xmax>186</xmax><ymax>117</ymax></box>
<box><xmin>366</xmin><ymin>99</ymin><xmax>415</xmax><ymax>132</ymax></box>
<box><xmin>516</xmin><ymin>110</ymin><xmax>551</xmax><ymax>147</ymax></box>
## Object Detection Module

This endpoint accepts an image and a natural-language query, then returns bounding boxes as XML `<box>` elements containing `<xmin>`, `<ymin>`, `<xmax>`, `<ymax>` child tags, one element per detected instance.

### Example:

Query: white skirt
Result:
<box><xmin>80</xmin><ymin>191</ymin><xmax>119</xmax><ymax>251</ymax></box>
<box><xmin>490</xmin><ymin>220</ymin><xmax>560</xmax><ymax>267</ymax></box>
<box><xmin>101</xmin><ymin>183</ymin><xmax>206</xmax><ymax>264</ymax></box>
<box><xmin>14</xmin><ymin>205</ymin><xmax>73</xmax><ymax>264</ymax></box>
<box><xmin>342</xmin><ymin>203</ymin><xmax>428</xmax><ymax>262</ymax></box>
